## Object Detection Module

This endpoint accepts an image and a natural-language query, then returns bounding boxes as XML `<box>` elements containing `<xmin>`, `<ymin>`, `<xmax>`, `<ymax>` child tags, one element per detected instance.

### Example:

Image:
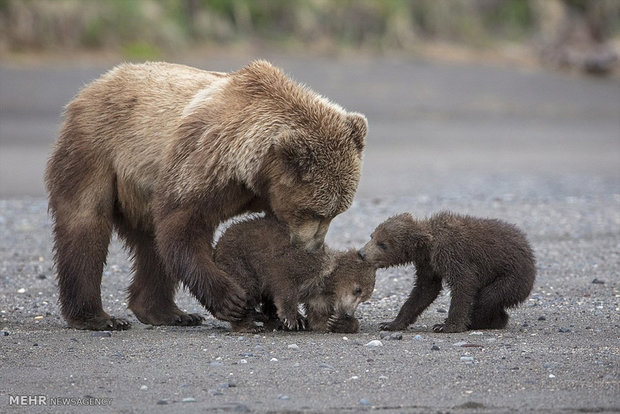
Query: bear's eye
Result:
<box><xmin>353</xmin><ymin>286</ymin><xmax>362</xmax><ymax>296</ymax></box>
<box><xmin>377</xmin><ymin>241</ymin><xmax>387</xmax><ymax>250</ymax></box>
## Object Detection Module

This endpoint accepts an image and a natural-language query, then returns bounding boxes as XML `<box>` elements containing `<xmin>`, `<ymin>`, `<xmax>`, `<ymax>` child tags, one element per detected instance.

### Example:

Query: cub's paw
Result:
<box><xmin>379</xmin><ymin>320</ymin><xmax>407</xmax><ymax>331</ymax></box>
<box><xmin>69</xmin><ymin>315</ymin><xmax>131</xmax><ymax>331</ymax></box>
<box><xmin>432</xmin><ymin>323</ymin><xmax>467</xmax><ymax>333</ymax></box>
<box><xmin>172</xmin><ymin>312</ymin><xmax>204</xmax><ymax>326</ymax></box>
<box><xmin>328</xmin><ymin>315</ymin><xmax>360</xmax><ymax>333</ymax></box>
<box><xmin>282</xmin><ymin>314</ymin><xmax>308</xmax><ymax>331</ymax></box>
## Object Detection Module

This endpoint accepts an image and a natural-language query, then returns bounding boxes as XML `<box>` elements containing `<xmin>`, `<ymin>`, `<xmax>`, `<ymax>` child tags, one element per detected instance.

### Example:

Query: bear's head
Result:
<box><xmin>235</xmin><ymin>61</ymin><xmax>368</xmax><ymax>252</ymax></box>
<box><xmin>325</xmin><ymin>250</ymin><xmax>376</xmax><ymax>319</ymax></box>
<box><xmin>358</xmin><ymin>213</ymin><xmax>432</xmax><ymax>267</ymax></box>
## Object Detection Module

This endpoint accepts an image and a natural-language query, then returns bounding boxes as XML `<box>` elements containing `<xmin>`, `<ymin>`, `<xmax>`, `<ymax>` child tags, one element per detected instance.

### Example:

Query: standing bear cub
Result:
<box><xmin>214</xmin><ymin>215</ymin><xmax>377</xmax><ymax>333</ymax></box>
<box><xmin>45</xmin><ymin>60</ymin><xmax>367</xmax><ymax>330</ymax></box>
<box><xmin>358</xmin><ymin>212</ymin><xmax>536</xmax><ymax>333</ymax></box>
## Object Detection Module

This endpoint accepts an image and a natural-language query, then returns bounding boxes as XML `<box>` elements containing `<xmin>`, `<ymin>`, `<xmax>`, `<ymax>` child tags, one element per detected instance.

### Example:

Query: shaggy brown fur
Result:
<box><xmin>359</xmin><ymin>212</ymin><xmax>536</xmax><ymax>333</ymax></box>
<box><xmin>45</xmin><ymin>60</ymin><xmax>367</xmax><ymax>330</ymax></box>
<box><xmin>214</xmin><ymin>215</ymin><xmax>376</xmax><ymax>333</ymax></box>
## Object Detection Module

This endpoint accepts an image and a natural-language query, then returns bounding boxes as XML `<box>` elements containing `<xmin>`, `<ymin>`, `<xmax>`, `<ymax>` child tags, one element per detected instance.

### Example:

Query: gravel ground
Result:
<box><xmin>1</xmin><ymin>194</ymin><xmax>618</xmax><ymax>413</ymax></box>
<box><xmin>1</xmin><ymin>55</ymin><xmax>619</xmax><ymax>412</ymax></box>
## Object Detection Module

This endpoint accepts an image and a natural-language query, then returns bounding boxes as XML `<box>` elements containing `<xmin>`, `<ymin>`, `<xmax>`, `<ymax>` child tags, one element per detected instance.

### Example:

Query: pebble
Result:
<box><xmin>460</xmin><ymin>356</ymin><xmax>474</xmax><ymax>363</ymax></box>
<box><xmin>270</xmin><ymin>358</ymin><xmax>278</xmax><ymax>362</ymax></box>
<box><xmin>140</xmin><ymin>385</ymin><xmax>148</xmax><ymax>390</ymax></box>
<box><xmin>182</xmin><ymin>397</ymin><xmax>196</xmax><ymax>403</ymax></box>
<box><xmin>413</xmin><ymin>334</ymin><xmax>423</xmax><ymax>340</ymax></box>
<box><xmin>91</xmin><ymin>331</ymin><xmax>112</xmax><ymax>338</ymax></box>
<box><xmin>17</xmin><ymin>288</ymin><xmax>26</xmax><ymax>294</ymax></box>
<box><xmin>239</xmin><ymin>359</ymin><xmax>248</xmax><ymax>364</ymax></box>
<box><xmin>538</xmin><ymin>316</ymin><xmax>546</xmax><ymax>321</ymax></box>
<box><xmin>277</xmin><ymin>394</ymin><xmax>290</xmax><ymax>400</ymax></box>
<box><xmin>209</xmin><ymin>389</ymin><xmax>223</xmax><ymax>396</ymax></box>
<box><xmin>37</xmin><ymin>274</ymin><xmax>47</xmax><ymax>280</ymax></box>
<box><xmin>365</xmin><ymin>340</ymin><xmax>383</xmax><ymax>347</ymax></box>
<box><xmin>469</xmin><ymin>331</ymin><xmax>483</xmax><ymax>335</ymax></box>
<box><xmin>431</xmin><ymin>345</ymin><xmax>440</xmax><ymax>351</ymax></box>
<box><xmin>0</xmin><ymin>331</ymin><xmax>9</xmax><ymax>336</ymax></box>
<box><xmin>209</xmin><ymin>361</ymin><xmax>223</xmax><ymax>367</ymax></box>
<box><xmin>591</xmin><ymin>278</ymin><xmax>605</xmax><ymax>284</ymax></box>
<box><xmin>254</xmin><ymin>345</ymin><xmax>266</xmax><ymax>352</ymax></box>
<box><xmin>437</xmin><ymin>308</ymin><xmax>447</xmax><ymax>313</ymax></box>
<box><xmin>287</xmin><ymin>344</ymin><xmax>300</xmax><ymax>350</ymax></box>
<box><xmin>156</xmin><ymin>399</ymin><xmax>169</xmax><ymax>405</ymax></box>
<box><xmin>319</xmin><ymin>363</ymin><xmax>334</xmax><ymax>370</ymax></box>
<box><xmin>559</xmin><ymin>327</ymin><xmax>571</xmax><ymax>333</ymax></box>
<box><xmin>390</xmin><ymin>332</ymin><xmax>403</xmax><ymax>340</ymax></box>
<box><xmin>360</xmin><ymin>398</ymin><xmax>371</xmax><ymax>406</ymax></box>
<box><xmin>452</xmin><ymin>341</ymin><xmax>468</xmax><ymax>347</ymax></box>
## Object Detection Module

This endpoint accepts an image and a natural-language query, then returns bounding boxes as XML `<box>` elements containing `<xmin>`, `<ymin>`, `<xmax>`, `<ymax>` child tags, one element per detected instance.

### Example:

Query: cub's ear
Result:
<box><xmin>346</xmin><ymin>112</ymin><xmax>367</xmax><ymax>154</ymax></box>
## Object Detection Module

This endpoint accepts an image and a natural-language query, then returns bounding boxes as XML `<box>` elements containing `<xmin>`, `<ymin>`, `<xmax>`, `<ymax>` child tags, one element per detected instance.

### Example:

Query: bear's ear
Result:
<box><xmin>346</xmin><ymin>112</ymin><xmax>367</xmax><ymax>154</ymax></box>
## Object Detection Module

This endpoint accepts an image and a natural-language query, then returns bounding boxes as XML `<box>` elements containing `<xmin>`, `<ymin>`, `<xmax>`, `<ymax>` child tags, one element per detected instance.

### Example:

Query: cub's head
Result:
<box><xmin>358</xmin><ymin>213</ymin><xmax>432</xmax><ymax>268</ymax></box>
<box><xmin>327</xmin><ymin>250</ymin><xmax>376</xmax><ymax>319</ymax></box>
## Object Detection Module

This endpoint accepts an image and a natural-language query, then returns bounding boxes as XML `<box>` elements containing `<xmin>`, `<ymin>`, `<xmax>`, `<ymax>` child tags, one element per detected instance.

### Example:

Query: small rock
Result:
<box><xmin>209</xmin><ymin>361</ymin><xmax>223</xmax><ymax>367</ymax></box>
<box><xmin>559</xmin><ymin>327</ymin><xmax>571</xmax><ymax>333</ymax></box>
<box><xmin>140</xmin><ymin>385</ymin><xmax>148</xmax><ymax>391</ymax></box>
<box><xmin>538</xmin><ymin>316</ymin><xmax>546</xmax><ymax>321</ymax></box>
<box><xmin>549</xmin><ymin>374</ymin><xmax>556</xmax><ymax>378</ymax></box>
<box><xmin>91</xmin><ymin>331</ymin><xmax>112</xmax><ymax>338</ymax></box>
<box><xmin>270</xmin><ymin>358</ymin><xmax>278</xmax><ymax>362</ymax></box>
<box><xmin>452</xmin><ymin>341</ymin><xmax>468</xmax><ymax>347</ymax></box>
<box><xmin>37</xmin><ymin>274</ymin><xmax>47</xmax><ymax>280</ymax></box>
<box><xmin>413</xmin><ymin>334</ymin><xmax>423</xmax><ymax>340</ymax></box>
<box><xmin>254</xmin><ymin>345</ymin><xmax>266</xmax><ymax>352</ymax></box>
<box><xmin>277</xmin><ymin>394</ymin><xmax>290</xmax><ymax>400</ymax></box>
<box><xmin>0</xmin><ymin>331</ymin><xmax>9</xmax><ymax>336</ymax></box>
<box><xmin>156</xmin><ymin>399</ymin><xmax>169</xmax><ymax>405</ymax></box>
<box><xmin>319</xmin><ymin>363</ymin><xmax>334</xmax><ymax>370</ymax></box>
<box><xmin>469</xmin><ymin>331</ymin><xmax>483</xmax><ymax>335</ymax></box>
<box><xmin>460</xmin><ymin>356</ymin><xmax>474</xmax><ymax>364</ymax></box>
<box><xmin>431</xmin><ymin>345</ymin><xmax>440</xmax><ymax>351</ymax></box>
<box><xmin>360</xmin><ymin>398</ymin><xmax>371</xmax><ymax>406</ymax></box>
<box><xmin>239</xmin><ymin>359</ymin><xmax>248</xmax><ymax>364</ymax></box>
<box><xmin>365</xmin><ymin>340</ymin><xmax>383</xmax><ymax>347</ymax></box>
<box><xmin>209</xmin><ymin>389</ymin><xmax>223</xmax><ymax>396</ymax></box>
<box><xmin>437</xmin><ymin>308</ymin><xmax>447</xmax><ymax>313</ymax></box>
<box><xmin>240</xmin><ymin>352</ymin><xmax>254</xmax><ymax>357</ymax></box>
<box><xmin>287</xmin><ymin>344</ymin><xmax>299</xmax><ymax>350</ymax></box>
<box><xmin>379</xmin><ymin>331</ymin><xmax>390</xmax><ymax>339</ymax></box>
<box><xmin>17</xmin><ymin>288</ymin><xmax>26</xmax><ymax>294</ymax></box>
<box><xmin>591</xmin><ymin>278</ymin><xmax>605</xmax><ymax>285</ymax></box>
<box><xmin>182</xmin><ymin>397</ymin><xmax>196</xmax><ymax>403</ymax></box>
<box><xmin>237</xmin><ymin>336</ymin><xmax>245</xmax><ymax>341</ymax></box>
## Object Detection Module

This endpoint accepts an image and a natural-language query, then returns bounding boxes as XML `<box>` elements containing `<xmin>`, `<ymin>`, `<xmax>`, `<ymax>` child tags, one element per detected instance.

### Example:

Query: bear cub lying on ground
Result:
<box><xmin>215</xmin><ymin>216</ymin><xmax>377</xmax><ymax>333</ymax></box>
<box><xmin>358</xmin><ymin>211</ymin><xmax>536</xmax><ymax>333</ymax></box>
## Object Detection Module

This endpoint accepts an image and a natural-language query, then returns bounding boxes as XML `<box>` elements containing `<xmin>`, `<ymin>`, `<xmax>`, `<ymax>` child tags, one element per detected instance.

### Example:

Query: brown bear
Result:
<box><xmin>45</xmin><ymin>60</ymin><xmax>367</xmax><ymax>330</ymax></box>
<box><xmin>358</xmin><ymin>212</ymin><xmax>536</xmax><ymax>333</ymax></box>
<box><xmin>214</xmin><ymin>215</ymin><xmax>376</xmax><ymax>333</ymax></box>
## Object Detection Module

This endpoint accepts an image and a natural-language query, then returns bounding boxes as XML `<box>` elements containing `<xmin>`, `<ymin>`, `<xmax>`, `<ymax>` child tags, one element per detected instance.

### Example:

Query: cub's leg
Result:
<box><xmin>327</xmin><ymin>315</ymin><xmax>360</xmax><ymax>333</ymax></box>
<box><xmin>272</xmin><ymin>286</ymin><xmax>307</xmax><ymax>331</ymax></box>
<box><xmin>433</xmin><ymin>269</ymin><xmax>477</xmax><ymax>333</ymax></box>
<box><xmin>380</xmin><ymin>266</ymin><xmax>442</xmax><ymax>331</ymax></box>
<box><xmin>470</xmin><ymin>277</ymin><xmax>515</xmax><ymax>330</ymax></box>
<box><xmin>118</xmin><ymin>224</ymin><xmax>203</xmax><ymax>326</ymax></box>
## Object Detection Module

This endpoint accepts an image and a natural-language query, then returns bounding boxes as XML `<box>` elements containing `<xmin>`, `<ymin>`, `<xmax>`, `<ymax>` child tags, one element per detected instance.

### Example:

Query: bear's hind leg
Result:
<box><xmin>120</xmin><ymin>227</ymin><xmax>203</xmax><ymax>326</ymax></box>
<box><xmin>51</xmin><ymin>204</ymin><xmax>130</xmax><ymax>330</ymax></box>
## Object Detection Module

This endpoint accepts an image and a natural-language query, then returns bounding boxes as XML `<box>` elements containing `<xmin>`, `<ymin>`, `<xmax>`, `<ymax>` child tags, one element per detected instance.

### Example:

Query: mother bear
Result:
<box><xmin>45</xmin><ymin>60</ymin><xmax>367</xmax><ymax>330</ymax></box>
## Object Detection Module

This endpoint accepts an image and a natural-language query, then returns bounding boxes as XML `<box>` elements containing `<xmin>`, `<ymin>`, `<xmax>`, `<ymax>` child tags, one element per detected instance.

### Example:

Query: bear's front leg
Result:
<box><xmin>155</xmin><ymin>207</ymin><xmax>250</xmax><ymax>322</ymax></box>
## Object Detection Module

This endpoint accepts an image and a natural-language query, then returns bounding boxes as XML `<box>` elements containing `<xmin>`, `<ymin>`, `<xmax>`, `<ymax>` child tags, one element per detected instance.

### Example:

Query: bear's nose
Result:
<box><xmin>357</xmin><ymin>250</ymin><xmax>365</xmax><ymax>260</ymax></box>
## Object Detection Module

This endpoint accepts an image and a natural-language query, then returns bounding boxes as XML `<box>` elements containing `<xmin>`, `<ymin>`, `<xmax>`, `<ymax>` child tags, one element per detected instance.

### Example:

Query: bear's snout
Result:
<box><xmin>357</xmin><ymin>249</ymin><xmax>366</xmax><ymax>260</ymax></box>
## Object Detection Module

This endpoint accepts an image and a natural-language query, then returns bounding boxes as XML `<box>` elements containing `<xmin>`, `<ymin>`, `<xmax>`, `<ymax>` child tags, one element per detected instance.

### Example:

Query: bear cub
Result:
<box><xmin>358</xmin><ymin>211</ymin><xmax>536</xmax><ymax>333</ymax></box>
<box><xmin>215</xmin><ymin>216</ymin><xmax>376</xmax><ymax>333</ymax></box>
